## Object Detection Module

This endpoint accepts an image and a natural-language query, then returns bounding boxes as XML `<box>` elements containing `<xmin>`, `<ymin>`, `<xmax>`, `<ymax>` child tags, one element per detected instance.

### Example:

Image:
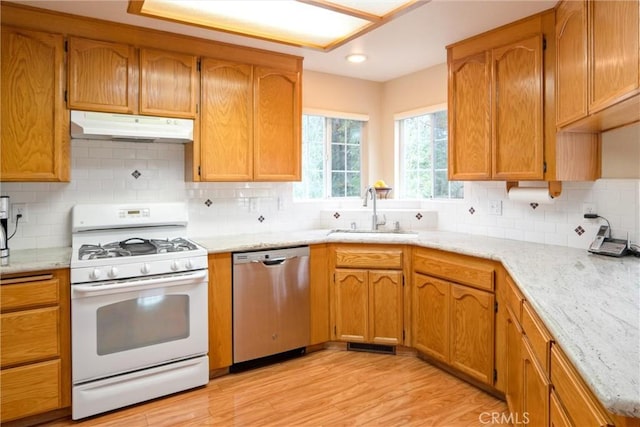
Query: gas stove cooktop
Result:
<box><xmin>78</xmin><ymin>237</ymin><xmax>199</xmax><ymax>260</ymax></box>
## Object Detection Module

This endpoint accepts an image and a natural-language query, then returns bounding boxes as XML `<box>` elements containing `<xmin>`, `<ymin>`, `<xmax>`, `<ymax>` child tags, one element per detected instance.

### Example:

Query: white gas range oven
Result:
<box><xmin>70</xmin><ymin>202</ymin><xmax>209</xmax><ymax>420</ymax></box>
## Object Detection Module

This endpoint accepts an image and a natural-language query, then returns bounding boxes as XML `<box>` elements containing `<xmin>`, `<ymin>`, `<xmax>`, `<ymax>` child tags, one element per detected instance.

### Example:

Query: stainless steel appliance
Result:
<box><xmin>232</xmin><ymin>246</ymin><xmax>310</xmax><ymax>364</ymax></box>
<box><xmin>70</xmin><ymin>202</ymin><xmax>209</xmax><ymax>420</ymax></box>
<box><xmin>0</xmin><ymin>196</ymin><xmax>8</xmax><ymax>263</ymax></box>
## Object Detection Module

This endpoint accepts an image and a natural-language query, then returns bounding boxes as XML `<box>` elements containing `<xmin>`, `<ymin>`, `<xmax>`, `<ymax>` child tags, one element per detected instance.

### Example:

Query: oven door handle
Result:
<box><xmin>72</xmin><ymin>270</ymin><xmax>207</xmax><ymax>296</ymax></box>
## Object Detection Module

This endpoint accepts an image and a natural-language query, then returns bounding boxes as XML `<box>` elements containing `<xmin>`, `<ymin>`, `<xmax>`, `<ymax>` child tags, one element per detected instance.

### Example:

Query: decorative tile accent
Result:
<box><xmin>574</xmin><ymin>225</ymin><xmax>585</xmax><ymax>236</ymax></box>
<box><xmin>333</xmin><ymin>212</ymin><xmax>340</xmax><ymax>219</ymax></box>
<box><xmin>258</xmin><ymin>215</ymin><xmax>265</xmax><ymax>223</ymax></box>
<box><xmin>131</xmin><ymin>170</ymin><xmax>141</xmax><ymax>179</ymax></box>
<box><xmin>204</xmin><ymin>199</ymin><xmax>212</xmax><ymax>207</ymax></box>
<box><xmin>416</xmin><ymin>213</ymin><xmax>423</xmax><ymax>220</ymax></box>
<box><xmin>530</xmin><ymin>203</ymin><xmax>539</xmax><ymax>210</ymax></box>
<box><xmin>468</xmin><ymin>207</ymin><xmax>475</xmax><ymax>215</ymax></box>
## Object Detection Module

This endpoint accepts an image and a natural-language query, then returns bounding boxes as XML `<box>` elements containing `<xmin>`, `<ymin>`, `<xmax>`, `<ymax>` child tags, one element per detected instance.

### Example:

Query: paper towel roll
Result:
<box><xmin>507</xmin><ymin>187</ymin><xmax>555</xmax><ymax>204</ymax></box>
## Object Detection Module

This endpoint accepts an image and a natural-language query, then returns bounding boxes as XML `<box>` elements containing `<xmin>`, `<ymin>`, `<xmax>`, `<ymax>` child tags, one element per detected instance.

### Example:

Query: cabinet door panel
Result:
<box><xmin>254</xmin><ymin>67</ymin><xmax>301</xmax><ymax>181</ymax></box>
<box><xmin>208</xmin><ymin>253</ymin><xmax>232</xmax><ymax>370</ymax></box>
<box><xmin>200</xmin><ymin>59</ymin><xmax>253</xmax><ymax>181</ymax></box>
<box><xmin>492</xmin><ymin>35</ymin><xmax>544</xmax><ymax>180</ymax></box>
<box><xmin>556</xmin><ymin>0</ymin><xmax>588</xmax><ymax>126</ymax></box>
<box><xmin>369</xmin><ymin>270</ymin><xmax>403</xmax><ymax>345</ymax></box>
<box><xmin>140</xmin><ymin>48</ymin><xmax>198</xmax><ymax>118</ymax></box>
<box><xmin>448</xmin><ymin>52</ymin><xmax>492</xmax><ymax>180</ymax></box>
<box><xmin>505</xmin><ymin>307</ymin><xmax>523</xmax><ymax>419</ymax></box>
<box><xmin>0</xmin><ymin>360</ymin><xmax>61</xmax><ymax>422</ymax></box>
<box><xmin>522</xmin><ymin>337</ymin><xmax>550</xmax><ymax>427</ymax></box>
<box><xmin>1</xmin><ymin>307</ymin><xmax>59</xmax><ymax>367</ymax></box>
<box><xmin>334</xmin><ymin>270</ymin><xmax>368</xmax><ymax>342</ymax></box>
<box><xmin>1</xmin><ymin>27</ymin><xmax>68</xmax><ymax>182</ymax></box>
<box><xmin>67</xmin><ymin>37</ymin><xmax>137</xmax><ymax>113</ymax></box>
<box><xmin>450</xmin><ymin>283</ymin><xmax>494</xmax><ymax>384</ymax></box>
<box><xmin>589</xmin><ymin>0</ymin><xmax>640</xmax><ymax>111</ymax></box>
<box><xmin>412</xmin><ymin>273</ymin><xmax>449</xmax><ymax>362</ymax></box>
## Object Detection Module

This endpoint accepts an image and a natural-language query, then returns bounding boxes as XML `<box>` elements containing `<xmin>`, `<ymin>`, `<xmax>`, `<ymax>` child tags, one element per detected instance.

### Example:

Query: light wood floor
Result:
<box><xmin>47</xmin><ymin>349</ymin><xmax>508</xmax><ymax>427</ymax></box>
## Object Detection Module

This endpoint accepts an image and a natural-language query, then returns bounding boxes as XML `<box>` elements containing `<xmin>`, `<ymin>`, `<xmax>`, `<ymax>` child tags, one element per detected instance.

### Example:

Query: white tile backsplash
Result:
<box><xmin>1</xmin><ymin>139</ymin><xmax>638</xmax><ymax>252</ymax></box>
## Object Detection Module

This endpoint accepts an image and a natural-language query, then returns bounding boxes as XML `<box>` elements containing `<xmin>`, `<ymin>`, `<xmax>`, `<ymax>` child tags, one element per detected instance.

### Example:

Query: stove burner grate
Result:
<box><xmin>78</xmin><ymin>237</ymin><xmax>198</xmax><ymax>260</ymax></box>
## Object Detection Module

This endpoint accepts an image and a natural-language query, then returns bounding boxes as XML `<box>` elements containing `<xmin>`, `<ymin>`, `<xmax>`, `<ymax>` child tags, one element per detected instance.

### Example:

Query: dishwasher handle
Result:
<box><xmin>252</xmin><ymin>256</ymin><xmax>297</xmax><ymax>266</ymax></box>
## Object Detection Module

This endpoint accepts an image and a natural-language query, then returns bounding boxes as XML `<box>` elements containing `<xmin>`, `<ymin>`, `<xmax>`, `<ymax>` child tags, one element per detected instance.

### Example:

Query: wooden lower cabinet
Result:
<box><xmin>505</xmin><ymin>306</ymin><xmax>524</xmax><ymax>417</ymax></box>
<box><xmin>334</xmin><ymin>269</ymin><xmax>403</xmax><ymax>345</ymax></box>
<box><xmin>309</xmin><ymin>244</ymin><xmax>330</xmax><ymax>345</ymax></box>
<box><xmin>0</xmin><ymin>269</ymin><xmax>70</xmax><ymax>424</ymax></box>
<box><xmin>412</xmin><ymin>273</ymin><xmax>449</xmax><ymax>362</ymax></box>
<box><xmin>207</xmin><ymin>253</ymin><xmax>233</xmax><ymax>371</ymax></box>
<box><xmin>412</xmin><ymin>248</ymin><xmax>496</xmax><ymax>386</ymax></box>
<box><xmin>412</xmin><ymin>272</ymin><xmax>495</xmax><ymax>385</ymax></box>
<box><xmin>522</xmin><ymin>337</ymin><xmax>550</xmax><ymax>427</ymax></box>
<box><xmin>449</xmin><ymin>283</ymin><xmax>494</xmax><ymax>384</ymax></box>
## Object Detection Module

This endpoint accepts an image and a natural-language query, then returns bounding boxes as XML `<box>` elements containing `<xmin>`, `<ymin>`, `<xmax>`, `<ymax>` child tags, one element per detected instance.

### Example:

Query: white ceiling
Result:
<box><xmin>14</xmin><ymin>0</ymin><xmax>557</xmax><ymax>82</ymax></box>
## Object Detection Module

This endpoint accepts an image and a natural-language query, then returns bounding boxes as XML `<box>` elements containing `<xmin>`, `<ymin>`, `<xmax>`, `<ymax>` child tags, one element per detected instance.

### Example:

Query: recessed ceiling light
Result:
<box><xmin>346</xmin><ymin>54</ymin><xmax>368</xmax><ymax>63</ymax></box>
<box><xmin>128</xmin><ymin>0</ymin><xmax>428</xmax><ymax>51</ymax></box>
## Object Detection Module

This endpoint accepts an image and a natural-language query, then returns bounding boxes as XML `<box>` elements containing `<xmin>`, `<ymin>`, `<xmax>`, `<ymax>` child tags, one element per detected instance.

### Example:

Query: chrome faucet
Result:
<box><xmin>362</xmin><ymin>186</ymin><xmax>386</xmax><ymax>231</ymax></box>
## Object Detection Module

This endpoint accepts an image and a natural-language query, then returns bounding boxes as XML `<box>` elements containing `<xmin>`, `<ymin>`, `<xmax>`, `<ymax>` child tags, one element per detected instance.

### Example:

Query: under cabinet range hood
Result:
<box><xmin>70</xmin><ymin>110</ymin><xmax>194</xmax><ymax>143</ymax></box>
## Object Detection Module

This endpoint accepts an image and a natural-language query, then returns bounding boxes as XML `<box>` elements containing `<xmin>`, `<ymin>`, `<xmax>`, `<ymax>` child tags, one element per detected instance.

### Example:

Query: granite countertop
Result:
<box><xmin>2</xmin><ymin>230</ymin><xmax>638</xmax><ymax>417</ymax></box>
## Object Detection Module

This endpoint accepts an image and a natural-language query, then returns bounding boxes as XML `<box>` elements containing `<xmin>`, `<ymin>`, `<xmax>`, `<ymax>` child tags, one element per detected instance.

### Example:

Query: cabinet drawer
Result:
<box><xmin>335</xmin><ymin>247</ymin><xmax>403</xmax><ymax>269</ymax></box>
<box><xmin>522</xmin><ymin>301</ymin><xmax>552</xmax><ymax>374</ymax></box>
<box><xmin>550</xmin><ymin>345</ymin><xmax>612</xmax><ymax>427</ymax></box>
<box><xmin>413</xmin><ymin>249</ymin><xmax>494</xmax><ymax>291</ymax></box>
<box><xmin>1</xmin><ymin>359</ymin><xmax>61</xmax><ymax>422</ymax></box>
<box><xmin>1</xmin><ymin>275</ymin><xmax>59</xmax><ymax>311</ymax></box>
<box><xmin>1</xmin><ymin>307</ymin><xmax>60</xmax><ymax>367</ymax></box>
<box><xmin>505</xmin><ymin>274</ymin><xmax>524</xmax><ymax>323</ymax></box>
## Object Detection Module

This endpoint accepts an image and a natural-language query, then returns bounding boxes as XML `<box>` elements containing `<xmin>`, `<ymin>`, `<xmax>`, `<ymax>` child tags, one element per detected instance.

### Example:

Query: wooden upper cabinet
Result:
<box><xmin>491</xmin><ymin>35</ymin><xmax>544</xmax><ymax>180</ymax></box>
<box><xmin>68</xmin><ymin>38</ymin><xmax>198</xmax><ymax>118</ymax></box>
<box><xmin>196</xmin><ymin>63</ymin><xmax>301</xmax><ymax>182</ymax></box>
<box><xmin>555</xmin><ymin>0</ymin><xmax>640</xmax><ymax>131</ymax></box>
<box><xmin>254</xmin><ymin>67</ymin><xmax>301</xmax><ymax>181</ymax></box>
<box><xmin>67</xmin><ymin>37</ymin><xmax>137</xmax><ymax>114</ymax></box>
<box><xmin>556</xmin><ymin>0</ymin><xmax>589</xmax><ymax>127</ymax></box>
<box><xmin>200</xmin><ymin>59</ymin><xmax>253</xmax><ymax>181</ymax></box>
<box><xmin>1</xmin><ymin>27</ymin><xmax>69</xmax><ymax>182</ymax></box>
<box><xmin>448</xmin><ymin>52</ymin><xmax>492</xmax><ymax>180</ymax></box>
<box><xmin>589</xmin><ymin>0</ymin><xmax>639</xmax><ymax>112</ymax></box>
<box><xmin>139</xmin><ymin>48</ymin><xmax>198</xmax><ymax>118</ymax></box>
<box><xmin>447</xmin><ymin>14</ymin><xmax>548</xmax><ymax>182</ymax></box>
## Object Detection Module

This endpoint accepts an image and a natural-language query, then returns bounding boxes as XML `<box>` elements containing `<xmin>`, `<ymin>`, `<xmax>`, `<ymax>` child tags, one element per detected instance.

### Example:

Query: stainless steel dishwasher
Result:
<box><xmin>232</xmin><ymin>246</ymin><xmax>310</xmax><ymax>364</ymax></box>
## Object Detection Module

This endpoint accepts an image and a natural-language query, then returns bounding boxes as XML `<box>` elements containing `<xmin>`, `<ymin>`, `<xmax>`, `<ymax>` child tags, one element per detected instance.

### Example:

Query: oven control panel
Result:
<box><xmin>71</xmin><ymin>255</ymin><xmax>208</xmax><ymax>284</ymax></box>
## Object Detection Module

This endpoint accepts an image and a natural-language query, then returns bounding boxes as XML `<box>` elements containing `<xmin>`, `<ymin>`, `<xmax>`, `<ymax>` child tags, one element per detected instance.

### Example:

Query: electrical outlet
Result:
<box><xmin>488</xmin><ymin>200</ymin><xmax>502</xmax><ymax>216</ymax></box>
<box><xmin>582</xmin><ymin>203</ymin><xmax>597</xmax><ymax>216</ymax></box>
<box><xmin>11</xmin><ymin>203</ymin><xmax>28</xmax><ymax>223</ymax></box>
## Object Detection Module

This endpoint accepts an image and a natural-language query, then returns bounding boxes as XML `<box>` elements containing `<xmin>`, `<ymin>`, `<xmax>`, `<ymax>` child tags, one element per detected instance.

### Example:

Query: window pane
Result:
<box><xmin>331</xmin><ymin>143</ymin><xmax>346</xmax><ymax>170</ymax></box>
<box><xmin>346</xmin><ymin>172</ymin><xmax>361</xmax><ymax>197</ymax></box>
<box><xmin>397</xmin><ymin>109</ymin><xmax>462</xmax><ymax>199</ymax></box>
<box><xmin>331</xmin><ymin>172</ymin><xmax>345</xmax><ymax>197</ymax></box>
<box><xmin>295</xmin><ymin>115</ymin><xmax>363</xmax><ymax>200</ymax></box>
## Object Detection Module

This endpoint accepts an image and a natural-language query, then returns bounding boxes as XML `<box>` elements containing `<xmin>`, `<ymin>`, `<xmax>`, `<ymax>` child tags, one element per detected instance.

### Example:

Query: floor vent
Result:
<box><xmin>347</xmin><ymin>342</ymin><xmax>396</xmax><ymax>355</ymax></box>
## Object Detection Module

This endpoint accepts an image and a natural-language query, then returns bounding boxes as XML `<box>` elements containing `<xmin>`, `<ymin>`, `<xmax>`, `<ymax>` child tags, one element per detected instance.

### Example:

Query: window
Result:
<box><xmin>396</xmin><ymin>108</ymin><xmax>463</xmax><ymax>199</ymax></box>
<box><xmin>294</xmin><ymin>114</ymin><xmax>364</xmax><ymax>199</ymax></box>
